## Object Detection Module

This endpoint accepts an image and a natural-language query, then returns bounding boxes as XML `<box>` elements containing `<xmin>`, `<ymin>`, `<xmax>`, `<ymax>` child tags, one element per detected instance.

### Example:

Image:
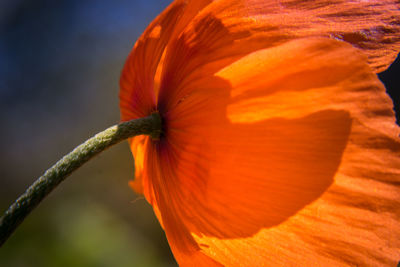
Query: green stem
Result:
<box><xmin>0</xmin><ymin>113</ymin><xmax>162</xmax><ymax>247</ymax></box>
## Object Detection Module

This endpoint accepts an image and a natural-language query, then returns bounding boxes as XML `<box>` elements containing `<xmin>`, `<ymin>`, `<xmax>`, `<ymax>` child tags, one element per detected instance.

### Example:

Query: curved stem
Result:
<box><xmin>0</xmin><ymin>113</ymin><xmax>162</xmax><ymax>246</ymax></box>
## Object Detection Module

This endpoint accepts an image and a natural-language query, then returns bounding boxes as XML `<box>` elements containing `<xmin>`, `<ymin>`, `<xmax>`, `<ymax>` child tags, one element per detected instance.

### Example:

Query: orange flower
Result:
<box><xmin>120</xmin><ymin>1</ymin><xmax>400</xmax><ymax>266</ymax></box>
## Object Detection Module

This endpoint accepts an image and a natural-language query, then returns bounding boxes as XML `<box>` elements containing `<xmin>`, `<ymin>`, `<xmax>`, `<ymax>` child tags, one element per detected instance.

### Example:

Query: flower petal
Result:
<box><xmin>120</xmin><ymin>0</ymin><xmax>212</xmax><ymax>121</ymax></box>
<box><xmin>276</xmin><ymin>0</ymin><xmax>400</xmax><ymax>72</ymax></box>
<box><xmin>241</xmin><ymin>0</ymin><xmax>400</xmax><ymax>72</ymax></box>
<box><xmin>120</xmin><ymin>0</ymin><xmax>212</xmax><ymax>194</ymax></box>
<box><xmin>123</xmin><ymin>0</ymin><xmax>400</xmax><ymax>195</ymax></box>
<box><xmin>157</xmin><ymin>0</ymin><xmax>400</xmax><ymax>111</ymax></box>
<box><xmin>127</xmin><ymin>136</ymin><xmax>146</xmax><ymax>194</ymax></box>
<box><xmin>149</xmin><ymin>38</ymin><xmax>400</xmax><ymax>265</ymax></box>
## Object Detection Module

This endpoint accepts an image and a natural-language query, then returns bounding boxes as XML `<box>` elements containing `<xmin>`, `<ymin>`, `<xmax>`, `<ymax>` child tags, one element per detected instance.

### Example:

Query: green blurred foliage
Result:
<box><xmin>1</xmin><ymin>197</ymin><xmax>171</xmax><ymax>267</ymax></box>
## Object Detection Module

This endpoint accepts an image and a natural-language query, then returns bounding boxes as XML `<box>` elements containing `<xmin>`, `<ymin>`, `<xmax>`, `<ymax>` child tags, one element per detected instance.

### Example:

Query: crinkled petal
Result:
<box><xmin>148</xmin><ymin>38</ymin><xmax>400</xmax><ymax>265</ymax></box>
<box><xmin>158</xmin><ymin>0</ymin><xmax>400</xmax><ymax>112</ymax></box>
<box><xmin>275</xmin><ymin>0</ymin><xmax>400</xmax><ymax>72</ymax></box>
<box><xmin>243</xmin><ymin>0</ymin><xmax>400</xmax><ymax>72</ymax></box>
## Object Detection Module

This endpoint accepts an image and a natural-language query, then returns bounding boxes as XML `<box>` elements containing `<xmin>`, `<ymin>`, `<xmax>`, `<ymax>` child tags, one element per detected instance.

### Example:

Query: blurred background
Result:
<box><xmin>0</xmin><ymin>1</ymin><xmax>399</xmax><ymax>267</ymax></box>
<box><xmin>0</xmin><ymin>1</ymin><xmax>176</xmax><ymax>266</ymax></box>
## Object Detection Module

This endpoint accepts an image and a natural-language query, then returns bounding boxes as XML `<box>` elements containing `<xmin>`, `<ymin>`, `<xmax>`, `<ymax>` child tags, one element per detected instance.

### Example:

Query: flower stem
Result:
<box><xmin>0</xmin><ymin>113</ymin><xmax>162</xmax><ymax>247</ymax></box>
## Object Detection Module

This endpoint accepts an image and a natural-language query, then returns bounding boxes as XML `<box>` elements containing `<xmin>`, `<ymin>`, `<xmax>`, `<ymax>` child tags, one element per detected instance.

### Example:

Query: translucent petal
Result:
<box><xmin>149</xmin><ymin>38</ymin><xmax>400</xmax><ymax>265</ymax></box>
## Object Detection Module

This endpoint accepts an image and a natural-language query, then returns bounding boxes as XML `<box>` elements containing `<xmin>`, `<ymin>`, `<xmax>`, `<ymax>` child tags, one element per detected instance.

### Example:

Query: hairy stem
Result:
<box><xmin>0</xmin><ymin>113</ymin><xmax>162</xmax><ymax>246</ymax></box>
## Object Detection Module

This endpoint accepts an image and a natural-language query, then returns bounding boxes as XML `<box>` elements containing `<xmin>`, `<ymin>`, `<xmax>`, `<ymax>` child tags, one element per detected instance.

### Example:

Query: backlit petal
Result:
<box><xmin>220</xmin><ymin>0</ymin><xmax>400</xmax><ymax>72</ymax></box>
<box><xmin>120</xmin><ymin>0</ymin><xmax>212</xmax><ymax>194</ymax></box>
<box><xmin>123</xmin><ymin>0</ymin><xmax>400</xmax><ymax>191</ymax></box>
<box><xmin>157</xmin><ymin>0</ymin><xmax>400</xmax><ymax>112</ymax></box>
<box><xmin>149</xmin><ymin>38</ymin><xmax>400</xmax><ymax>265</ymax></box>
<box><xmin>120</xmin><ymin>0</ymin><xmax>400</xmax><ymax>265</ymax></box>
<box><xmin>120</xmin><ymin>0</ymin><xmax>215</xmax><ymax>120</ymax></box>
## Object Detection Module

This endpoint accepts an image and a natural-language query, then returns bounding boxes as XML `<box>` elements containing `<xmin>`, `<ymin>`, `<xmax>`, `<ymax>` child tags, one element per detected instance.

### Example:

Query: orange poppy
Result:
<box><xmin>120</xmin><ymin>1</ymin><xmax>400</xmax><ymax>266</ymax></box>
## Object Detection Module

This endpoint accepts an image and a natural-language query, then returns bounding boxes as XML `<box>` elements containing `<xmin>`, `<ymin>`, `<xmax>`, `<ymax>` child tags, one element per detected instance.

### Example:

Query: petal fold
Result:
<box><xmin>157</xmin><ymin>0</ymin><xmax>400</xmax><ymax>112</ymax></box>
<box><xmin>121</xmin><ymin>0</ymin><xmax>212</xmax><ymax>194</ymax></box>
